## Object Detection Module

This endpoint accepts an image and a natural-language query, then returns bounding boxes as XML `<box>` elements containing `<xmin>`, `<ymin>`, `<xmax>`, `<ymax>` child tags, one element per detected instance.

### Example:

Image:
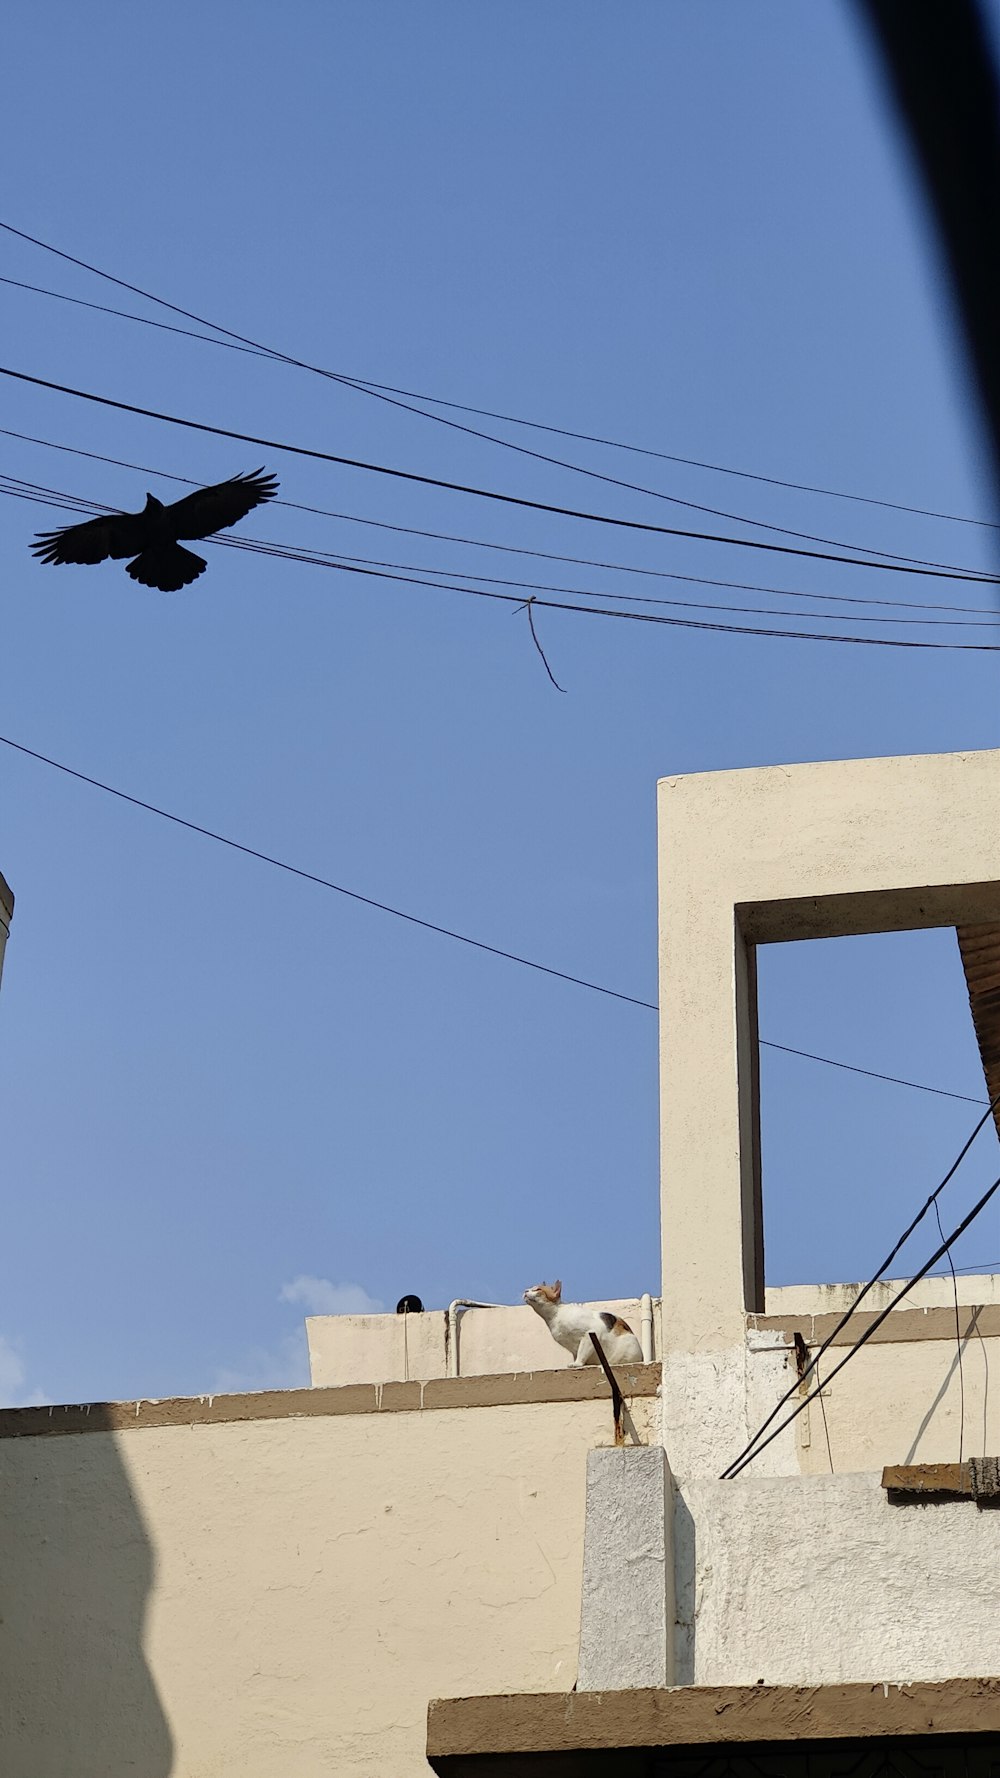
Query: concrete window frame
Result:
<box><xmin>656</xmin><ymin>749</ymin><xmax>1000</xmax><ymax>1361</ymax></box>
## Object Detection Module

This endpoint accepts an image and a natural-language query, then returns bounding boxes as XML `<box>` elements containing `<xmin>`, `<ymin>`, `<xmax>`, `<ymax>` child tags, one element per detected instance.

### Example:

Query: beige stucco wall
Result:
<box><xmin>660</xmin><ymin>1303</ymin><xmax>1000</xmax><ymax>1479</ymax></box>
<box><xmin>307</xmin><ymin>1298</ymin><xmax>659</xmax><ymax>1386</ymax></box>
<box><xmin>305</xmin><ymin>1290</ymin><xmax>1000</xmax><ymax>1481</ymax></box>
<box><xmin>0</xmin><ymin>1372</ymin><xmax>658</xmax><ymax>1778</ymax></box>
<box><xmin>676</xmin><ymin>1472</ymin><xmax>1000</xmax><ymax>1686</ymax></box>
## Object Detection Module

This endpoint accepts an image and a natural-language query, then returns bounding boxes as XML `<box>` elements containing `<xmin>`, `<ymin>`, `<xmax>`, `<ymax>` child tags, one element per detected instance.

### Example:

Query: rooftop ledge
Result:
<box><xmin>427</xmin><ymin>1678</ymin><xmax>1000</xmax><ymax>1775</ymax></box>
<box><xmin>0</xmin><ymin>1361</ymin><xmax>661</xmax><ymax>1440</ymax></box>
<box><xmin>751</xmin><ymin>1301</ymin><xmax>1000</xmax><ymax>1347</ymax></box>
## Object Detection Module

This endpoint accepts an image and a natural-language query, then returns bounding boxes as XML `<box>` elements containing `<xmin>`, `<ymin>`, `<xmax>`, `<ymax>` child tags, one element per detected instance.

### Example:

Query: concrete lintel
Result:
<box><xmin>427</xmin><ymin>1677</ymin><xmax>1000</xmax><ymax>1771</ymax></box>
<box><xmin>577</xmin><ymin>1446</ymin><xmax>674</xmax><ymax>1691</ymax></box>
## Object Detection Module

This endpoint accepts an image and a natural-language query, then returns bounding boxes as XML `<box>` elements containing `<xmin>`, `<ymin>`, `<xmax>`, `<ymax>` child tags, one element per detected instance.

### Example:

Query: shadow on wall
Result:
<box><xmin>0</xmin><ymin>1405</ymin><xmax>174</xmax><ymax>1777</ymax></box>
<box><xmin>673</xmin><ymin>1489</ymin><xmax>696</xmax><ymax>1685</ymax></box>
<box><xmin>904</xmin><ymin>1307</ymin><xmax>985</xmax><ymax>1466</ymax></box>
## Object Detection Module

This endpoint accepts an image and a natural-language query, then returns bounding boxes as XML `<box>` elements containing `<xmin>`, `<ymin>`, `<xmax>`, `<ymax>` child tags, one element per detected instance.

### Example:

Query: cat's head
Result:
<box><xmin>524</xmin><ymin>1280</ymin><xmax>562</xmax><ymax>1306</ymax></box>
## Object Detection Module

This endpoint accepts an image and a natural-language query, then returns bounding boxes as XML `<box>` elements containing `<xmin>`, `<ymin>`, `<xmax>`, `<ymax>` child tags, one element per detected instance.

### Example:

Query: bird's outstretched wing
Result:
<box><xmin>31</xmin><ymin>509</ymin><xmax>150</xmax><ymax>567</ymax></box>
<box><xmin>167</xmin><ymin>469</ymin><xmax>279</xmax><ymax>540</ymax></box>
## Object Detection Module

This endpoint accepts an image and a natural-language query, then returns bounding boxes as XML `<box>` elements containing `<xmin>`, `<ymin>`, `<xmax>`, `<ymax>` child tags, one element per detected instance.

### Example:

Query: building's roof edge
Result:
<box><xmin>0</xmin><ymin>1361</ymin><xmax>661</xmax><ymax>1440</ymax></box>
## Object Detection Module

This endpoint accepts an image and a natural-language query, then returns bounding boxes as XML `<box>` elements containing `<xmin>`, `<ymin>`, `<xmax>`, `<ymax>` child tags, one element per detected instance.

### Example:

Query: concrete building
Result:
<box><xmin>3</xmin><ymin>749</ymin><xmax>1000</xmax><ymax>1777</ymax></box>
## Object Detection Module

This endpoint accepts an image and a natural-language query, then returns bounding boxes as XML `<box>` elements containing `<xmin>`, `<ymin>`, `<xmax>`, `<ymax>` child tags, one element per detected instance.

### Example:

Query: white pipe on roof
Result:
<box><xmin>445</xmin><ymin>1300</ymin><xmax>503</xmax><ymax>1378</ymax></box>
<box><xmin>640</xmin><ymin>1293</ymin><xmax>654</xmax><ymax>1362</ymax></box>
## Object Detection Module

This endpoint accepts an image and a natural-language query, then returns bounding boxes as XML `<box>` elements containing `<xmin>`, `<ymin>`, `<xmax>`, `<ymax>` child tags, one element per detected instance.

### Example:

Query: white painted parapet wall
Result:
<box><xmin>307</xmin><ymin>1297</ymin><xmax>659</xmax><ymax>1386</ymax></box>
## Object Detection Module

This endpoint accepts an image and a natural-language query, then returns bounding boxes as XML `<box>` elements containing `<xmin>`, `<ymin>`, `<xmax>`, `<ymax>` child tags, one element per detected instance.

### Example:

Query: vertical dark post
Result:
<box><xmin>735</xmin><ymin>920</ymin><xmax>764</xmax><ymax>1313</ymax></box>
<box><xmin>589</xmin><ymin>1333</ymin><xmax>625</xmax><ymax>1445</ymax></box>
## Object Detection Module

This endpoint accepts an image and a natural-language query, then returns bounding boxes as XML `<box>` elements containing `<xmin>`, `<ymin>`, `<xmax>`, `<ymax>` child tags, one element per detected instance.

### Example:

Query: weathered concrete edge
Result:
<box><xmin>0</xmin><ymin>1362</ymin><xmax>661</xmax><ymax>1440</ymax></box>
<box><xmin>751</xmin><ymin>1303</ymin><xmax>1000</xmax><ymax>1346</ymax></box>
<box><xmin>0</xmin><ymin>870</ymin><xmax>12</xmax><ymax>921</ymax></box>
<box><xmin>427</xmin><ymin>1678</ymin><xmax>1000</xmax><ymax>1761</ymax></box>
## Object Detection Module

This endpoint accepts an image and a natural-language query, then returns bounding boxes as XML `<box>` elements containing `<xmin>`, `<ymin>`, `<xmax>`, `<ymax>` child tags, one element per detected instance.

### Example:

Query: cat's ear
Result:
<box><xmin>552</xmin><ymin>1280</ymin><xmax>562</xmax><ymax>1300</ymax></box>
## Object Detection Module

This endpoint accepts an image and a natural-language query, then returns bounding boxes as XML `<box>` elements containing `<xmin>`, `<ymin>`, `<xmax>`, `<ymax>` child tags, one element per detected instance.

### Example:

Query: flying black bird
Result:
<box><xmin>31</xmin><ymin>468</ymin><xmax>279</xmax><ymax>592</ymax></box>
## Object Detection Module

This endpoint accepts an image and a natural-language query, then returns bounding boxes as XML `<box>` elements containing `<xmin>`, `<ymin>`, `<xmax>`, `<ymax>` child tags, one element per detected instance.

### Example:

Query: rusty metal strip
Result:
<box><xmin>882</xmin><ymin>1457</ymin><xmax>1000</xmax><ymax>1500</ymax></box>
<box><xmin>882</xmin><ymin>1461</ymin><xmax>970</xmax><ymax>1495</ymax></box>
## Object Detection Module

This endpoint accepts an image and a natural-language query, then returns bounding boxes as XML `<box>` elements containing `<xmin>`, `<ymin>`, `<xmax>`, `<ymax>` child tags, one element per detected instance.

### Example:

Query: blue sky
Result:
<box><xmin>1</xmin><ymin>2</ymin><xmax>1000</xmax><ymax>1406</ymax></box>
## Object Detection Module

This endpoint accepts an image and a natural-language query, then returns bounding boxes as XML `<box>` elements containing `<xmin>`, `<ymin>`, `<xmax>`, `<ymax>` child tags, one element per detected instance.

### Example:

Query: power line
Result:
<box><xmin>225</xmin><ymin>541</ymin><xmax>1000</xmax><ymax>630</ymax></box>
<box><xmin>3</xmin><ymin>219</ymin><xmax>998</xmax><ymax>536</ymax></box>
<box><xmin>0</xmin><ymin>248</ymin><xmax>972</xmax><ymax>566</ymax></box>
<box><xmin>723</xmin><ymin>1168</ymin><xmax>1000</xmax><ymax>1479</ymax></box>
<box><xmin>11</xmin><ymin>473</ymin><xmax>1000</xmax><ymax>651</ymax></box>
<box><xmin>720</xmin><ymin>1087</ymin><xmax>1000</xmax><ymax>1478</ymax></box>
<box><xmin>172</xmin><ymin>534</ymin><xmax>1000</xmax><ymax>651</ymax></box>
<box><xmin>937</xmin><ymin>1258</ymin><xmax>1000</xmax><ymax>1274</ymax></box>
<box><xmin>6</xmin><ymin>424</ymin><xmax>1000</xmax><ymax>620</ymax></box>
<box><xmin>10</xmin><ymin>467</ymin><xmax>1000</xmax><ymax>634</ymax></box>
<box><xmin>759</xmin><ymin>1040</ymin><xmax>988</xmax><ymax>1103</ymax></box>
<box><xmin>2</xmin><ymin>360</ymin><xmax>999</xmax><ymax>588</ymax></box>
<box><xmin>0</xmin><ymin>728</ymin><xmax>989</xmax><ymax>1110</ymax></box>
<box><xmin>0</xmin><ymin>730</ymin><xmax>659</xmax><ymax>1012</ymax></box>
<box><xmin>7</xmin><ymin>268</ymin><xmax>948</xmax><ymax>565</ymax></box>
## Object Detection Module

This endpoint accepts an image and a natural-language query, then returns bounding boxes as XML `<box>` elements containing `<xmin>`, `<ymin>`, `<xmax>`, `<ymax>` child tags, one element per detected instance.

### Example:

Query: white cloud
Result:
<box><xmin>214</xmin><ymin>1328</ymin><xmax>311</xmax><ymax>1394</ymax></box>
<box><xmin>213</xmin><ymin>1276</ymin><xmax>385</xmax><ymax>1395</ymax></box>
<box><xmin>278</xmin><ymin>1276</ymin><xmax>385</xmax><ymax>1317</ymax></box>
<box><xmin>0</xmin><ymin>1334</ymin><xmax>47</xmax><ymax>1408</ymax></box>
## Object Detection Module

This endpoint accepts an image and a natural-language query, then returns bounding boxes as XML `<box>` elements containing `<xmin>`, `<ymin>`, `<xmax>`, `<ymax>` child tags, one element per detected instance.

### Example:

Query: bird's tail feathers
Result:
<box><xmin>126</xmin><ymin>544</ymin><xmax>207</xmax><ymax>593</ymax></box>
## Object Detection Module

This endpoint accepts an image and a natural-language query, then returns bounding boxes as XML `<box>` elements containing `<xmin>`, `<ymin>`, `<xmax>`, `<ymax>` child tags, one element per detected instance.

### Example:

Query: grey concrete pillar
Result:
<box><xmin>577</xmin><ymin>1444</ymin><xmax>675</xmax><ymax>1690</ymax></box>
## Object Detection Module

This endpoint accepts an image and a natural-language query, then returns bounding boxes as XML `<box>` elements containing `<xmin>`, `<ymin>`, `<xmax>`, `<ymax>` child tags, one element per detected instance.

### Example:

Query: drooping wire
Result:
<box><xmin>3</xmin><ymin>272</ymin><xmax>950</xmax><ymax>565</ymax></box>
<box><xmin>6</xmin><ymin>424</ymin><xmax>1000</xmax><ymax>619</ymax></box>
<box><xmin>0</xmin><ymin>725</ymin><xmax>989</xmax><ymax>1108</ymax></box>
<box><xmin>11</xmin><ymin>475</ymin><xmax>1000</xmax><ymax>653</ymax></box>
<box><xmin>0</xmin><ymin>731</ymin><xmax>658</xmax><ymax>1012</ymax></box>
<box><xmin>720</xmin><ymin>1087</ymin><xmax>1000</xmax><ymax>1479</ymax></box>
<box><xmin>3</xmin><ymin>223</ymin><xmax>999</xmax><ymax>534</ymax></box>
<box><xmin>171</xmin><ymin>535</ymin><xmax>1000</xmax><ymax>651</ymax></box>
<box><xmin>723</xmin><ymin>1169</ymin><xmax>1000</xmax><ymax>1479</ymax></box>
<box><xmin>760</xmin><ymin>1039</ymin><xmax>987</xmax><ymax>1102</ymax></box>
<box><xmin>3</xmin><ymin>361</ymin><xmax>1000</xmax><ymax>588</ymax></box>
<box><xmin>3</xmin><ymin>229</ymin><xmax>989</xmax><ymax>561</ymax></box>
<box><xmin>11</xmin><ymin>466</ymin><xmax>1000</xmax><ymax>634</ymax></box>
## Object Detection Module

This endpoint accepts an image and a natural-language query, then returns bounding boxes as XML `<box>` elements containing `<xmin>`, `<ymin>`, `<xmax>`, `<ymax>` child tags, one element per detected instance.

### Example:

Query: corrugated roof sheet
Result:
<box><xmin>957</xmin><ymin>922</ymin><xmax>1000</xmax><ymax>1133</ymax></box>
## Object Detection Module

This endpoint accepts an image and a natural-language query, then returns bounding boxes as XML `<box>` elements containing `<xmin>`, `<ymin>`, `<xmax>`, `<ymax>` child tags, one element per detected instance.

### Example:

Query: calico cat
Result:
<box><xmin>523</xmin><ymin>1280</ymin><xmax>643</xmax><ymax>1366</ymax></box>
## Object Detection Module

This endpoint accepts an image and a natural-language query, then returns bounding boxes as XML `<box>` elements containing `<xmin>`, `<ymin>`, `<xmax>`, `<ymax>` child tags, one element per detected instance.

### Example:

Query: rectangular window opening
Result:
<box><xmin>756</xmin><ymin>926</ymin><xmax>1000</xmax><ymax>1294</ymax></box>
